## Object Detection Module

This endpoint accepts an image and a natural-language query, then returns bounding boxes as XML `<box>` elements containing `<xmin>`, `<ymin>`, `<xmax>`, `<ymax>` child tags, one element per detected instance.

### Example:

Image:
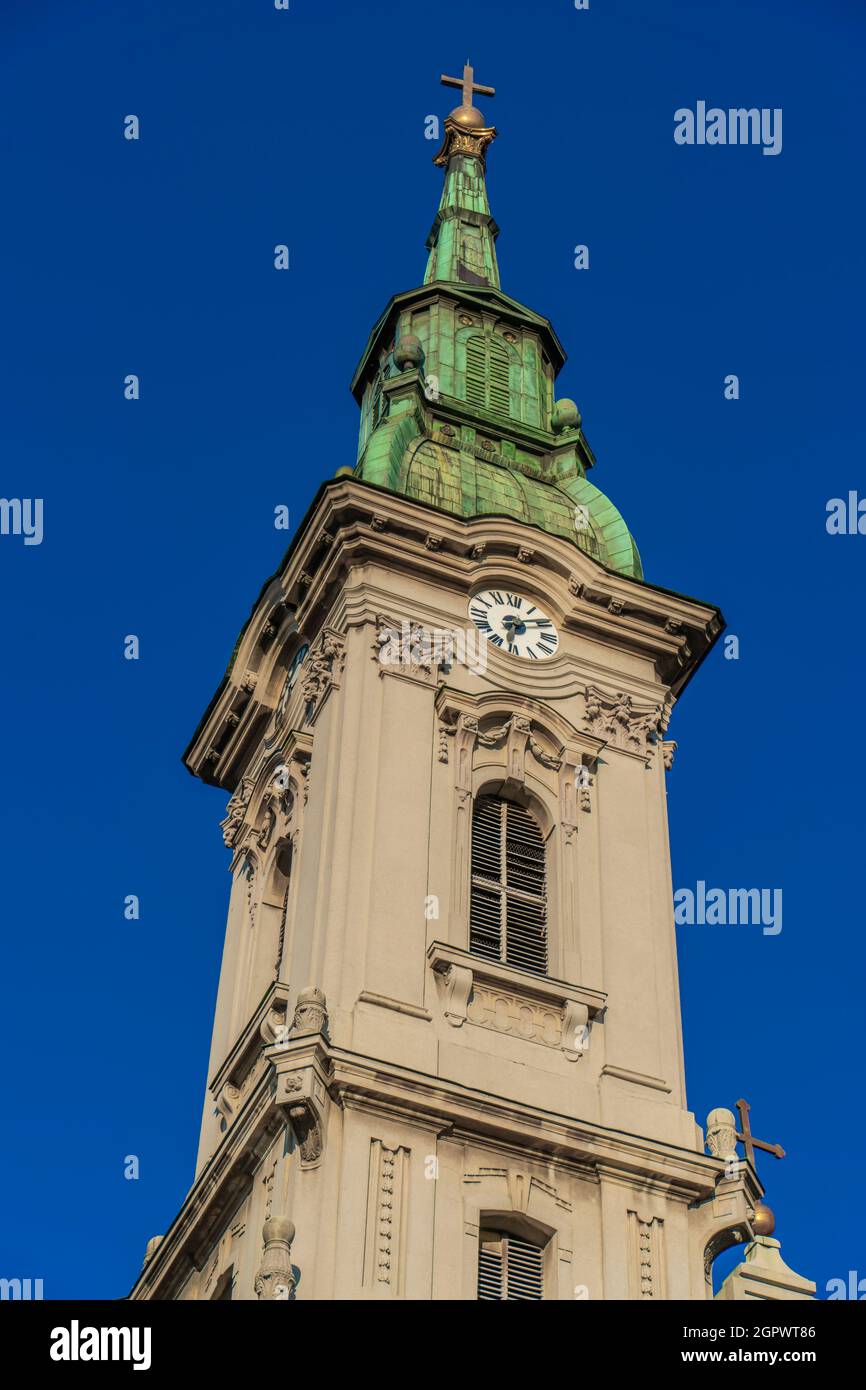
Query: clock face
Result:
<box><xmin>468</xmin><ymin>590</ymin><xmax>559</xmax><ymax>660</ymax></box>
<box><xmin>277</xmin><ymin>642</ymin><xmax>309</xmax><ymax>720</ymax></box>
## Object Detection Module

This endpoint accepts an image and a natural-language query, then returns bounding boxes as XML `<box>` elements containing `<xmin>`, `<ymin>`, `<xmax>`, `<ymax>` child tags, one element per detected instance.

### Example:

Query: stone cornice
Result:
<box><xmin>326</xmin><ymin>1049</ymin><xmax>722</xmax><ymax>1202</ymax></box>
<box><xmin>209</xmin><ymin>981</ymin><xmax>292</xmax><ymax>1099</ymax></box>
<box><xmin>183</xmin><ymin>478</ymin><xmax>722</xmax><ymax>789</ymax></box>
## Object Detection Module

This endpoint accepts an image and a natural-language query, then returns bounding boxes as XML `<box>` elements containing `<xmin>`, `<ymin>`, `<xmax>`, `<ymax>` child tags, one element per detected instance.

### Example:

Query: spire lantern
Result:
<box><xmin>426</xmin><ymin>59</ymin><xmax>500</xmax><ymax>289</ymax></box>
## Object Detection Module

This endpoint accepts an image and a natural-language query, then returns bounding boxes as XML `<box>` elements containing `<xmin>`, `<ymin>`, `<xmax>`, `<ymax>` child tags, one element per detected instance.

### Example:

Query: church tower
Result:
<box><xmin>130</xmin><ymin>67</ymin><xmax>806</xmax><ymax>1302</ymax></box>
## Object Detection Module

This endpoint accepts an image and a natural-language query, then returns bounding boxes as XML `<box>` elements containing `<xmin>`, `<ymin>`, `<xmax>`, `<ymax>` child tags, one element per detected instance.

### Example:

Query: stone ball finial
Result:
<box><xmin>394</xmin><ymin>334</ymin><xmax>424</xmax><ymax>371</ymax></box>
<box><xmin>706</xmin><ymin>1107</ymin><xmax>738</xmax><ymax>1160</ymax></box>
<box><xmin>752</xmin><ymin>1202</ymin><xmax>776</xmax><ymax>1237</ymax></box>
<box><xmin>552</xmin><ymin>398</ymin><xmax>581</xmax><ymax>434</ymax></box>
<box><xmin>290</xmin><ymin>985</ymin><xmax>329</xmax><ymax>1038</ymax></box>
<box><xmin>263</xmin><ymin>1215</ymin><xmax>295</xmax><ymax>1247</ymax></box>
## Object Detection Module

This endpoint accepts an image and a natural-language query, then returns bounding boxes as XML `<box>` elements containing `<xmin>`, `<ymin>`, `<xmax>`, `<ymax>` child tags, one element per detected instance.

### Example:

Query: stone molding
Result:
<box><xmin>362</xmin><ymin>1141</ymin><xmax>410</xmax><ymax>1295</ymax></box>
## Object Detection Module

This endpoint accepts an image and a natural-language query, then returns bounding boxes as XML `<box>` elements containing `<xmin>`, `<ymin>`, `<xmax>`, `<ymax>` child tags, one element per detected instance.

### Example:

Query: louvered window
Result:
<box><xmin>478</xmin><ymin>1232</ymin><xmax>544</xmax><ymax>1300</ymax></box>
<box><xmin>465</xmin><ymin>333</ymin><xmax>511</xmax><ymax>417</ymax></box>
<box><xmin>470</xmin><ymin>795</ymin><xmax>548</xmax><ymax>976</ymax></box>
<box><xmin>370</xmin><ymin>371</ymin><xmax>385</xmax><ymax>428</ymax></box>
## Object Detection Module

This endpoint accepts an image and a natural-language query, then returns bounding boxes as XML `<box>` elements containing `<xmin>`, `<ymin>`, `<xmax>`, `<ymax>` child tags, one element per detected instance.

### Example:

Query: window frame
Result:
<box><xmin>469</xmin><ymin>793</ymin><xmax>548</xmax><ymax>976</ymax></box>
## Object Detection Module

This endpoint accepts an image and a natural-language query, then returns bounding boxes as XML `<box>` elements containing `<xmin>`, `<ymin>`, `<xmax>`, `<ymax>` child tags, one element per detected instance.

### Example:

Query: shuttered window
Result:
<box><xmin>470</xmin><ymin>795</ymin><xmax>548</xmax><ymax>976</ymax></box>
<box><xmin>370</xmin><ymin>371</ymin><xmax>385</xmax><ymax>428</ymax></box>
<box><xmin>478</xmin><ymin>1232</ymin><xmax>544</xmax><ymax>1300</ymax></box>
<box><xmin>465</xmin><ymin>333</ymin><xmax>511</xmax><ymax>417</ymax></box>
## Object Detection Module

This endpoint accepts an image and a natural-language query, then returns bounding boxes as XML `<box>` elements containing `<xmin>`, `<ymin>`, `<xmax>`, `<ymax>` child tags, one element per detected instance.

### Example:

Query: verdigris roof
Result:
<box><xmin>349</xmin><ymin>77</ymin><xmax>643</xmax><ymax>583</ymax></box>
<box><xmin>396</xmin><ymin>437</ymin><xmax>642</xmax><ymax>578</ymax></box>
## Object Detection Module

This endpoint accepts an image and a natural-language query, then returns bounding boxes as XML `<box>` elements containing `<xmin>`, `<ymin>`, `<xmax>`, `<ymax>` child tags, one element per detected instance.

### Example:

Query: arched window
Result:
<box><xmin>470</xmin><ymin>795</ymin><xmax>547</xmax><ymax>975</ymax></box>
<box><xmin>465</xmin><ymin>333</ymin><xmax>511</xmax><ymax>416</ymax></box>
<box><xmin>478</xmin><ymin>1229</ymin><xmax>544</xmax><ymax>1301</ymax></box>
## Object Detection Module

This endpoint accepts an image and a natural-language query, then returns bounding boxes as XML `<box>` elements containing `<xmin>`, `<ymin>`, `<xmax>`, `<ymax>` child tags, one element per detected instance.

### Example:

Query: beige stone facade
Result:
<box><xmin>127</xmin><ymin>468</ymin><xmax>808</xmax><ymax>1302</ymax></box>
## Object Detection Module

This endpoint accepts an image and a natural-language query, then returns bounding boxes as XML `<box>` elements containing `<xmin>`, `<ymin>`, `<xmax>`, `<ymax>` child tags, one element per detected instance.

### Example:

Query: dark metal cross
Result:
<box><xmin>440</xmin><ymin>60</ymin><xmax>495</xmax><ymax>110</ymax></box>
<box><xmin>736</xmin><ymin>1098</ymin><xmax>786</xmax><ymax>1167</ymax></box>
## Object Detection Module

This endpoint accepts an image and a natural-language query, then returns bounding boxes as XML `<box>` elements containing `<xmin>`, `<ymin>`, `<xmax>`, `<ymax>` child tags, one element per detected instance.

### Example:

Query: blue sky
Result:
<box><xmin>1</xmin><ymin>0</ymin><xmax>863</xmax><ymax>1299</ymax></box>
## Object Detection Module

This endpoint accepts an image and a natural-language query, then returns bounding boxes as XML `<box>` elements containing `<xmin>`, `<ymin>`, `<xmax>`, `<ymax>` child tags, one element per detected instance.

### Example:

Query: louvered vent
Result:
<box><xmin>487</xmin><ymin>338</ymin><xmax>510</xmax><ymax>415</ymax></box>
<box><xmin>464</xmin><ymin>333</ymin><xmax>512</xmax><ymax>417</ymax></box>
<box><xmin>477</xmin><ymin>1238</ymin><xmax>504</xmax><ymax>1300</ymax></box>
<box><xmin>465</xmin><ymin>335</ymin><xmax>487</xmax><ymax>411</ymax></box>
<box><xmin>470</xmin><ymin>795</ymin><xmax>548</xmax><ymax>976</ymax></box>
<box><xmin>478</xmin><ymin>1233</ymin><xmax>544</xmax><ymax>1301</ymax></box>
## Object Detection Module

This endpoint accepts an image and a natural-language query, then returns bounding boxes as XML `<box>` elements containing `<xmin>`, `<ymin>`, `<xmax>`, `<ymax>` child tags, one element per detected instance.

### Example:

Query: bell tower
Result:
<box><xmin>129</xmin><ymin>67</ymin><xmax>810</xmax><ymax>1302</ymax></box>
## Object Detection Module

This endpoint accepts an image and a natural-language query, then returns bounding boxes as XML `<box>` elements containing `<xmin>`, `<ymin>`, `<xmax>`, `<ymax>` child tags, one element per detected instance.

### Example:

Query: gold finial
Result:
<box><xmin>439</xmin><ymin>60</ymin><xmax>495</xmax><ymax>130</ymax></box>
<box><xmin>434</xmin><ymin>60</ymin><xmax>497</xmax><ymax>166</ymax></box>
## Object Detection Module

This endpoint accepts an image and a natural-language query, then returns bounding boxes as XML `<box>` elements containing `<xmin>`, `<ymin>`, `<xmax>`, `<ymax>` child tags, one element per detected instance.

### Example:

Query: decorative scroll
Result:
<box><xmin>301</xmin><ymin>630</ymin><xmax>345</xmax><ymax>715</ymax></box>
<box><xmin>221</xmin><ymin>777</ymin><xmax>255</xmax><ymax>848</ymax></box>
<box><xmin>275</xmin><ymin>1065</ymin><xmax>328</xmax><ymax>1169</ymax></box>
<box><xmin>465</xmin><ymin>713</ymin><xmax>563</xmax><ymax>773</ymax></box>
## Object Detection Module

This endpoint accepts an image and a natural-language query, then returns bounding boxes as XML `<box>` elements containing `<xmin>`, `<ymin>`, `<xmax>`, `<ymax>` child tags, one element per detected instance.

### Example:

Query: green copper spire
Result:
<box><xmin>347</xmin><ymin>65</ymin><xmax>643</xmax><ymax>582</ymax></box>
<box><xmin>424</xmin><ymin>62</ymin><xmax>500</xmax><ymax>289</ymax></box>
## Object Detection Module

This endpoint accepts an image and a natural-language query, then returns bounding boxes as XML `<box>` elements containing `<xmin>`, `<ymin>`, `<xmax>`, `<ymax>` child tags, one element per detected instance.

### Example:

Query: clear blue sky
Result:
<box><xmin>1</xmin><ymin>0</ymin><xmax>863</xmax><ymax>1299</ymax></box>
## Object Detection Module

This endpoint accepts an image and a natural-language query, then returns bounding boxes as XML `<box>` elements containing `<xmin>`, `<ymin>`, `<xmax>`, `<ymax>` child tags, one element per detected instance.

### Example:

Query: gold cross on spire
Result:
<box><xmin>440</xmin><ymin>60</ymin><xmax>495</xmax><ymax>110</ymax></box>
<box><xmin>736</xmin><ymin>1098</ymin><xmax>786</xmax><ymax>1168</ymax></box>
